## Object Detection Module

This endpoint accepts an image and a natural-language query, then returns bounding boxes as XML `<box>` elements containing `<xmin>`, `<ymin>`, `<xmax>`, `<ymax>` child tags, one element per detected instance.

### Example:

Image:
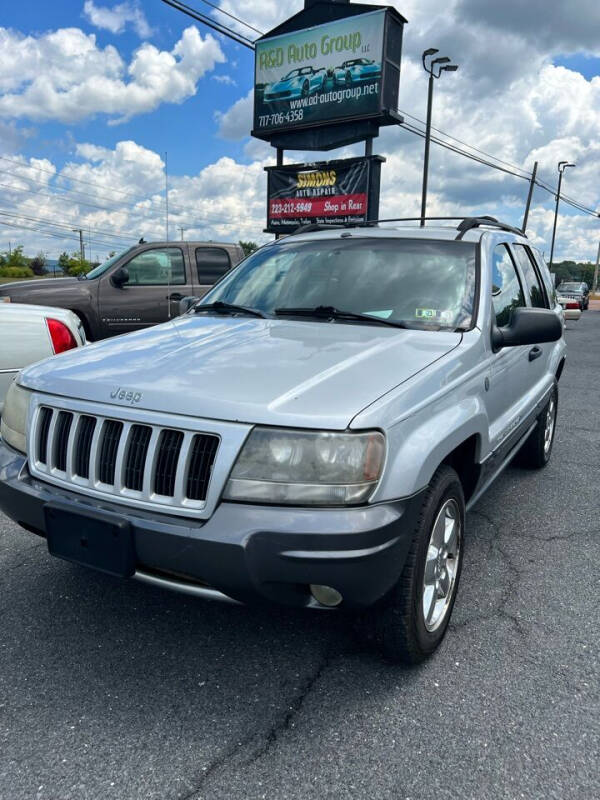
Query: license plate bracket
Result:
<box><xmin>44</xmin><ymin>502</ymin><xmax>135</xmax><ymax>578</ymax></box>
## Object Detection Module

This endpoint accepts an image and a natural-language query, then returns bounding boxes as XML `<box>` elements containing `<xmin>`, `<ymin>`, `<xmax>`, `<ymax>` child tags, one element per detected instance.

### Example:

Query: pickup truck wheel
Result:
<box><xmin>516</xmin><ymin>385</ymin><xmax>558</xmax><ymax>469</ymax></box>
<box><xmin>355</xmin><ymin>466</ymin><xmax>464</xmax><ymax>664</ymax></box>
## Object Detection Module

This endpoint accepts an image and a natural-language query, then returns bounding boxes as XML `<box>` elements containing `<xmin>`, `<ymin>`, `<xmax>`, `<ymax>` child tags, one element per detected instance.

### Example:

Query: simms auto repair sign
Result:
<box><xmin>254</xmin><ymin>10</ymin><xmax>386</xmax><ymax>135</ymax></box>
<box><xmin>265</xmin><ymin>157</ymin><xmax>376</xmax><ymax>232</ymax></box>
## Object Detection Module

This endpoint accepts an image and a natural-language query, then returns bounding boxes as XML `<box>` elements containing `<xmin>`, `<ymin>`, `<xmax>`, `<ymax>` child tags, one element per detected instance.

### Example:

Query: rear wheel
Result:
<box><xmin>73</xmin><ymin>311</ymin><xmax>92</xmax><ymax>341</ymax></box>
<box><xmin>355</xmin><ymin>466</ymin><xmax>465</xmax><ymax>664</ymax></box>
<box><xmin>516</xmin><ymin>385</ymin><xmax>558</xmax><ymax>469</ymax></box>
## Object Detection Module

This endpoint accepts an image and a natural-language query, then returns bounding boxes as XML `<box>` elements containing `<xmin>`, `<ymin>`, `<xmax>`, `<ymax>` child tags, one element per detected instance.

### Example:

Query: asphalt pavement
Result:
<box><xmin>1</xmin><ymin>311</ymin><xmax>599</xmax><ymax>800</ymax></box>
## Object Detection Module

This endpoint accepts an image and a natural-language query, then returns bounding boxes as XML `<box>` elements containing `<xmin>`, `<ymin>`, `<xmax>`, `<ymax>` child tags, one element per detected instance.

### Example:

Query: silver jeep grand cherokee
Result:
<box><xmin>0</xmin><ymin>217</ymin><xmax>565</xmax><ymax>663</ymax></box>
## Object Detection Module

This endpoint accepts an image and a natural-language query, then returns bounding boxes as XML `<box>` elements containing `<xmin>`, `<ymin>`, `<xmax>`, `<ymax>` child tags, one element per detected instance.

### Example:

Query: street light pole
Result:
<box><xmin>548</xmin><ymin>161</ymin><xmax>575</xmax><ymax>270</ymax></box>
<box><xmin>420</xmin><ymin>50</ymin><xmax>458</xmax><ymax>227</ymax></box>
<box><xmin>72</xmin><ymin>228</ymin><xmax>85</xmax><ymax>263</ymax></box>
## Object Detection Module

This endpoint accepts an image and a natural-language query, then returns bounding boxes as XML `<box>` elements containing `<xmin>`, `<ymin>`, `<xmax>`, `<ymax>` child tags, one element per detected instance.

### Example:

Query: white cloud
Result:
<box><xmin>212</xmin><ymin>74</ymin><xmax>237</xmax><ymax>86</ymax></box>
<box><xmin>83</xmin><ymin>1</ymin><xmax>153</xmax><ymax>38</ymax></box>
<box><xmin>215</xmin><ymin>89</ymin><xmax>253</xmax><ymax>139</ymax></box>
<box><xmin>0</xmin><ymin>25</ymin><xmax>225</xmax><ymax>123</ymax></box>
<box><xmin>0</xmin><ymin>141</ymin><xmax>269</xmax><ymax>261</ymax></box>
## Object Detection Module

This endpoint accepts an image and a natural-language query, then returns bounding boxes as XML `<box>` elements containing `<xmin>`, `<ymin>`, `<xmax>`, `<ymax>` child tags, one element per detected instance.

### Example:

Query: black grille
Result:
<box><xmin>37</xmin><ymin>407</ymin><xmax>52</xmax><ymax>464</ymax></box>
<box><xmin>98</xmin><ymin>420</ymin><xmax>123</xmax><ymax>485</ymax></box>
<box><xmin>186</xmin><ymin>434</ymin><xmax>219</xmax><ymax>501</ymax></box>
<box><xmin>153</xmin><ymin>429</ymin><xmax>183</xmax><ymax>497</ymax></box>
<box><xmin>52</xmin><ymin>411</ymin><xmax>73</xmax><ymax>471</ymax></box>
<box><xmin>75</xmin><ymin>415</ymin><xmax>96</xmax><ymax>478</ymax></box>
<box><xmin>124</xmin><ymin>424</ymin><xmax>152</xmax><ymax>491</ymax></box>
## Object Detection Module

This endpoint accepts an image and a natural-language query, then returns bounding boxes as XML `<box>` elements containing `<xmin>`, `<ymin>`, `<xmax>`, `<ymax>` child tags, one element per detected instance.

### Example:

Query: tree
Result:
<box><xmin>239</xmin><ymin>240</ymin><xmax>259</xmax><ymax>258</ymax></box>
<box><xmin>29</xmin><ymin>251</ymin><xmax>47</xmax><ymax>276</ymax></box>
<box><xmin>58</xmin><ymin>251</ymin><xmax>70</xmax><ymax>273</ymax></box>
<box><xmin>62</xmin><ymin>252</ymin><xmax>92</xmax><ymax>277</ymax></box>
<box><xmin>3</xmin><ymin>245</ymin><xmax>29</xmax><ymax>268</ymax></box>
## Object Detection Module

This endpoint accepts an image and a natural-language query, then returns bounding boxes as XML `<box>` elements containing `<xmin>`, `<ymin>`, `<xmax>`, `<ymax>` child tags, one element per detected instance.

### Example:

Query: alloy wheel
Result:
<box><xmin>422</xmin><ymin>499</ymin><xmax>461</xmax><ymax>632</ymax></box>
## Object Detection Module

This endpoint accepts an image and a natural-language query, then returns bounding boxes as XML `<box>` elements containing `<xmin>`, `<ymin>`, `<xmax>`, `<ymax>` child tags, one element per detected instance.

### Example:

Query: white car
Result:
<box><xmin>557</xmin><ymin>295</ymin><xmax>582</xmax><ymax>321</ymax></box>
<box><xmin>0</xmin><ymin>301</ymin><xmax>85</xmax><ymax>413</ymax></box>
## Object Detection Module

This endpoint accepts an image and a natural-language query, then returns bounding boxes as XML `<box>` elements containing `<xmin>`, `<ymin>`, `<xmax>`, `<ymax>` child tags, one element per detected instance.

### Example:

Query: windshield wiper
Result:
<box><xmin>194</xmin><ymin>301</ymin><xmax>269</xmax><ymax>319</ymax></box>
<box><xmin>274</xmin><ymin>305</ymin><xmax>409</xmax><ymax>329</ymax></box>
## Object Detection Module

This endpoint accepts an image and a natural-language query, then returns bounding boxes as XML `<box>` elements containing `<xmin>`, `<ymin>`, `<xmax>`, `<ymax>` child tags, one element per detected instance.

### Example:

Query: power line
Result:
<box><xmin>0</xmin><ymin>208</ymin><xmax>135</xmax><ymax>244</ymax></box>
<box><xmin>159</xmin><ymin>0</ymin><xmax>256</xmax><ymax>48</ymax></box>
<box><xmin>397</xmin><ymin>108</ymin><xmax>531</xmax><ymax>178</ymax></box>
<box><xmin>0</xmin><ymin>219</ymin><xmax>128</xmax><ymax>250</ymax></box>
<box><xmin>0</xmin><ymin>155</ymin><xmax>153</xmax><ymax>205</ymax></box>
<box><xmin>195</xmin><ymin>0</ymin><xmax>263</xmax><ymax>35</ymax></box>
<box><xmin>0</xmin><ymin>166</ymin><xmax>247</xmax><ymax>230</ymax></box>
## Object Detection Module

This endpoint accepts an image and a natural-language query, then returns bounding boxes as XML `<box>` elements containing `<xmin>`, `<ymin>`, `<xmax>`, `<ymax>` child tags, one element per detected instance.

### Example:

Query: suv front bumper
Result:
<box><xmin>0</xmin><ymin>440</ymin><xmax>423</xmax><ymax>610</ymax></box>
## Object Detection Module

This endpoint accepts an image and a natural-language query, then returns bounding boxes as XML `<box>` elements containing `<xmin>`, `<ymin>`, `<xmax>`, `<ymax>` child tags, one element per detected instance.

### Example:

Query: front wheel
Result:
<box><xmin>355</xmin><ymin>466</ymin><xmax>465</xmax><ymax>664</ymax></box>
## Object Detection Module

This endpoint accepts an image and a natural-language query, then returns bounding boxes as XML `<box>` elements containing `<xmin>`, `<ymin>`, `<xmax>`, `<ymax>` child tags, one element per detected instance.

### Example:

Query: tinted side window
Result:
<box><xmin>512</xmin><ymin>245</ymin><xmax>548</xmax><ymax>308</ymax></box>
<box><xmin>125</xmin><ymin>248</ymin><xmax>185</xmax><ymax>286</ymax></box>
<box><xmin>196</xmin><ymin>247</ymin><xmax>231</xmax><ymax>285</ymax></box>
<box><xmin>531</xmin><ymin>249</ymin><xmax>557</xmax><ymax>305</ymax></box>
<box><xmin>492</xmin><ymin>245</ymin><xmax>525</xmax><ymax>327</ymax></box>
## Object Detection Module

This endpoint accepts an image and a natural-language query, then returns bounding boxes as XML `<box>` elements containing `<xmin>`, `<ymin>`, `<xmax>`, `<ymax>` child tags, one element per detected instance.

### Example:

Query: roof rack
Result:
<box><xmin>455</xmin><ymin>216</ymin><xmax>526</xmax><ymax>240</ymax></box>
<box><xmin>287</xmin><ymin>216</ymin><xmax>527</xmax><ymax>238</ymax></box>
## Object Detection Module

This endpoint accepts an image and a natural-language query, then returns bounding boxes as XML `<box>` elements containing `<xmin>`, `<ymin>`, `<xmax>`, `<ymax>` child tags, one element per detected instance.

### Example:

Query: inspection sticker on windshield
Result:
<box><xmin>415</xmin><ymin>308</ymin><xmax>438</xmax><ymax>319</ymax></box>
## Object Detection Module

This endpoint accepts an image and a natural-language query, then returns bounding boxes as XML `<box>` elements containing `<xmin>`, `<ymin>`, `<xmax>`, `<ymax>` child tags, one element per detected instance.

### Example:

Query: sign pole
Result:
<box><xmin>274</xmin><ymin>149</ymin><xmax>284</xmax><ymax>239</ymax></box>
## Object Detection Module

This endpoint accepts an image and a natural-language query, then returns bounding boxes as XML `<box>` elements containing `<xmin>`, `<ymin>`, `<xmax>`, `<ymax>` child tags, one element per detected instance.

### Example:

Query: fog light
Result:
<box><xmin>310</xmin><ymin>584</ymin><xmax>343</xmax><ymax>607</ymax></box>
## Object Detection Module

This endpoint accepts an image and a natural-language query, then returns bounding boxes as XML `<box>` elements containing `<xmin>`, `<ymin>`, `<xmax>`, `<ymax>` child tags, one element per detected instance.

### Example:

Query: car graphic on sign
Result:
<box><xmin>264</xmin><ymin>67</ymin><xmax>326</xmax><ymax>102</ymax></box>
<box><xmin>334</xmin><ymin>58</ymin><xmax>381</xmax><ymax>86</ymax></box>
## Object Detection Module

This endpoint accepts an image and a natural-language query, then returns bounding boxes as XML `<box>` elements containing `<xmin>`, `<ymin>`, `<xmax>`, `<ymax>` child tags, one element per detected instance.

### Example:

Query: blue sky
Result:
<box><xmin>1</xmin><ymin>0</ymin><xmax>599</xmax><ymax>262</ymax></box>
<box><xmin>4</xmin><ymin>1</ymin><xmax>255</xmax><ymax>175</ymax></box>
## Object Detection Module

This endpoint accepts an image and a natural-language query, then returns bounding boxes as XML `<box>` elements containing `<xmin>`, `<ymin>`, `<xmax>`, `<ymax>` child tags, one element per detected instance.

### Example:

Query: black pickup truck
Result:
<box><xmin>0</xmin><ymin>241</ymin><xmax>244</xmax><ymax>340</ymax></box>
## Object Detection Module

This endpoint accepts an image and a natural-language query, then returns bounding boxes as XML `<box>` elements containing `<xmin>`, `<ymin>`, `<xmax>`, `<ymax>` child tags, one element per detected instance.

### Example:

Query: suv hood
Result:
<box><xmin>20</xmin><ymin>315</ymin><xmax>461</xmax><ymax>429</ymax></box>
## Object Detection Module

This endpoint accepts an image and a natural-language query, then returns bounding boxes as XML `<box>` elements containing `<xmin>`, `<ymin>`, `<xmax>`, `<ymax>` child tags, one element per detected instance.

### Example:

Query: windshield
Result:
<box><xmin>200</xmin><ymin>238</ymin><xmax>477</xmax><ymax>331</ymax></box>
<box><xmin>84</xmin><ymin>247</ymin><xmax>135</xmax><ymax>280</ymax></box>
<box><xmin>284</xmin><ymin>70</ymin><xmax>301</xmax><ymax>79</ymax></box>
<box><xmin>557</xmin><ymin>282</ymin><xmax>582</xmax><ymax>291</ymax></box>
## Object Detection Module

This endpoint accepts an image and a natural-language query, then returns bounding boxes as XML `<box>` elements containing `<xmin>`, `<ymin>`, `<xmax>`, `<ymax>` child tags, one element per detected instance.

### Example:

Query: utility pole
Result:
<box><xmin>420</xmin><ymin>49</ymin><xmax>458</xmax><ymax>227</ymax></box>
<box><xmin>165</xmin><ymin>151</ymin><xmax>169</xmax><ymax>241</ymax></box>
<box><xmin>522</xmin><ymin>161</ymin><xmax>538</xmax><ymax>232</ymax></box>
<box><xmin>178</xmin><ymin>226</ymin><xmax>185</xmax><ymax>241</ymax></box>
<box><xmin>593</xmin><ymin>241</ymin><xmax>600</xmax><ymax>296</ymax></box>
<box><xmin>72</xmin><ymin>228</ymin><xmax>85</xmax><ymax>263</ymax></box>
<box><xmin>549</xmin><ymin>161</ymin><xmax>575</xmax><ymax>270</ymax></box>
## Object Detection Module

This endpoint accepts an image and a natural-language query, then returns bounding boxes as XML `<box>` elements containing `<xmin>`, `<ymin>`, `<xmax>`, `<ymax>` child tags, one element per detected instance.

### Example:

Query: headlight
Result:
<box><xmin>223</xmin><ymin>427</ymin><xmax>385</xmax><ymax>506</ymax></box>
<box><xmin>1</xmin><ymin>380</ymin><xmax>31</xmax><ymax>454</ymax></box>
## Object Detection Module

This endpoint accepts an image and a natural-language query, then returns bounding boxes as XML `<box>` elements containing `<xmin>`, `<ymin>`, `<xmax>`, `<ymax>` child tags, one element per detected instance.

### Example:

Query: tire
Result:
<box><xmin>301</xmin><ymin>81</ymin><xmax>309</xmax><ymax>98</ymax></box>
<box><xmin>355</xmin><ymin>466</ymin><xmax>465</xmax><ymax>664</ymax></box>
<box><xmin>345</xmin><ymin>72</ymin><xmax>352</xmax><ymax>87</ymax></box>
<box><xmin>516</xmin><ymin>384</ymin><xmax>558</xmax><ymax>469</ymax></box>
<box><xmin>73</xmin><ymin>311</ymin><xmax>92</xmax><ymax>341</ymax></box>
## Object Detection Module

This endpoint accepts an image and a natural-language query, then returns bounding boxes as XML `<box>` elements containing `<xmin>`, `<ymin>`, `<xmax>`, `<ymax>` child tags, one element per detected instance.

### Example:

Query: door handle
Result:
<box><xmin>168</xmin><ymin>292</ymin><xmax>184</xmax><ymax>301</ymax></box>
<box><xmin>529</xmin><ymin>346</ymin><xmax>542</xmax><ymax>362</ymax></box>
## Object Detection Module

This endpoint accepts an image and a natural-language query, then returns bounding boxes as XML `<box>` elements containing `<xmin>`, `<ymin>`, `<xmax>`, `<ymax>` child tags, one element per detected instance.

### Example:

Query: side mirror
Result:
<box><xmin>492</xmin><ymin>307</ymin><xmax>563</xmax><ymax>352</ymax></box>
<box><xmin>178</xmin><ymin>296</ymin><xmax>199</xmax><ymax>315</ymax></box>
<box><xmin>111</xmin><ymin>266</ymin><xmax>129</xmax><ymax>287</ymax></box>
